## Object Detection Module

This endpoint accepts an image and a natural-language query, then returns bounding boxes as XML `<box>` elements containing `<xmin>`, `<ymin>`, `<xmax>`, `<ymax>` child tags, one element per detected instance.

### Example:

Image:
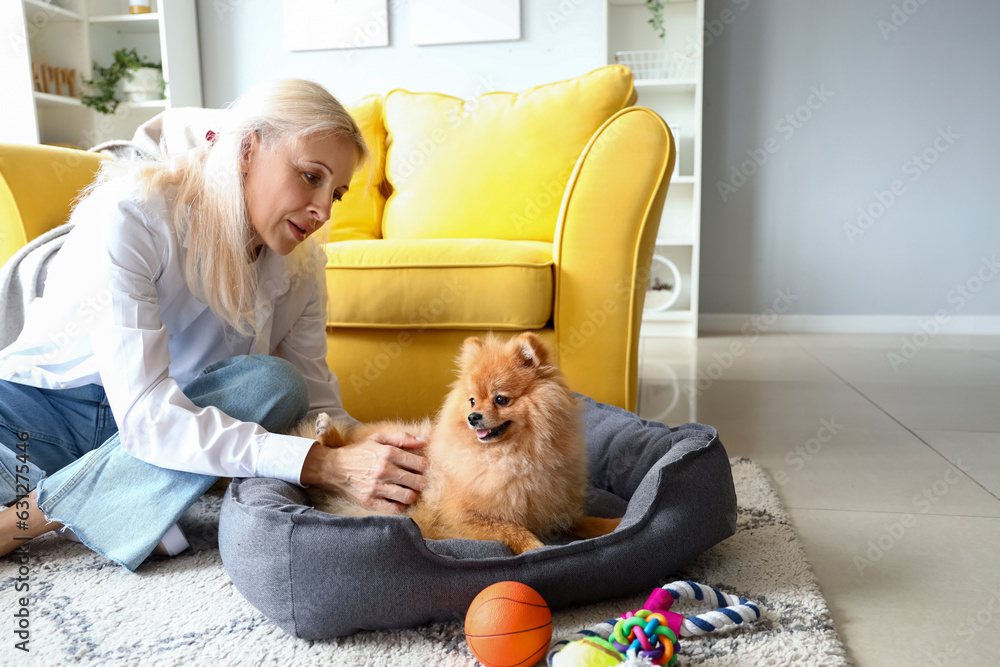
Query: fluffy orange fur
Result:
<box><xmin>300</xmin><ymin>332</ymin><xmax>620</xmax><ymax>554</ymax></box>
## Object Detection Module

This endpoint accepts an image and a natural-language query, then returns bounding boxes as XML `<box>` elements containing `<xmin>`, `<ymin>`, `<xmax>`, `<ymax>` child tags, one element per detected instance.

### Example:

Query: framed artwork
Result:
<box><xmin>284</xmin><ymin>0</ymin><xmax>389</xmax><ymax>52</ymax></box>
<box><xmin>411</xmin><ymin>0</ymin><xmax>520</xmax><ymax>46</ymax></box>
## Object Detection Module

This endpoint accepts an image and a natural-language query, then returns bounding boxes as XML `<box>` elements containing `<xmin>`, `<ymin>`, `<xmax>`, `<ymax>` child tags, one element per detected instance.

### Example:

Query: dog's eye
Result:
<box><xmin>469</xmin><ymin>397</ymin><xmax>475</xmax><ymax>407</ymax></box>
<box><xmin>494</xmin><ymin>395</ymin><xmax>509</xmax><ymax>407</ymax></box>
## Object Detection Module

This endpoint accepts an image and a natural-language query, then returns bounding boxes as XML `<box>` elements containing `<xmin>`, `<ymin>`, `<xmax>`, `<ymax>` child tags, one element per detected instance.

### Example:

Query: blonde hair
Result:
<box><xmin>85</xmin><ymin>78</ymin><xmax>368</xmax><ymax>338</ymax></box>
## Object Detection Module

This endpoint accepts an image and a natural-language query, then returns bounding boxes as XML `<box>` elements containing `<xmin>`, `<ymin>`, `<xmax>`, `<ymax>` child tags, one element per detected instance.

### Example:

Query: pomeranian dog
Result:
<box><xmin>297</xmin><ymin>332</ymin><xmax>621</xmax><ymax>555</ymax></box>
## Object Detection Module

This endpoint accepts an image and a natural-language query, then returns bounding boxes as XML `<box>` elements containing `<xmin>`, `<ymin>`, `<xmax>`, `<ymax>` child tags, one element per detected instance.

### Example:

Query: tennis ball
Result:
<box><xmin>552</xmin><ymin>637</ymin><xmax>625</xmax><ymax>667</ymax></box>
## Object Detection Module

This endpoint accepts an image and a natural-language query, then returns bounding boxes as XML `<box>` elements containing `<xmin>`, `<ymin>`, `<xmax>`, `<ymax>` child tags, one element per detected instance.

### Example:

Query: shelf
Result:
<box><xmin>634</xmin><ymin>78</ymin><xmax>698</xmax><ymax>93</ymax></box>
<box><xmin>23</xmin><ymin>0</ymin><xmax>84</xmax><ymax>22</ymax></box>
<box><xmin>610</xmin><ymin>0</ymin><xmax>703</xmax><ymax>337</ymax></box>
<box><xmin>33</xmin><ymin>91</ymin><xmax>83</xmax><ymax>107</ymax></box>
<box><xmin>7</xmin><ymin>0</ymin><xmax>201</xmax><ymax>146</ymax></box>
<box><xmin>89</xmin><ymin>12</ymin><xmax>160</xmax><ymax>33</ymax></box>
<box><xmin>610</xmin><ymin>0</ymin><xmax>695</xmax><ymax>5</ymax></box>
<box><xmin>641</xmin><ymin>310</ymin><xmax>696</xmax><ymax>338</ymax></box>
<box><xmin>34</xmin><ymin>93</ymin><xmax>165</xmax><ymax>111</ymax></box>
<box><xmin>656</xmin><ymin>237</ymin><xmax>694</xmax><ymax>246</ymax></box>
<box><xmin>641</xmin><ymin>309</ymin><xmax>693</xmax><ymax>322</ymax></box>
<box><xmin>124</xmin><ymin>99</ymin><xmax>167</xmax><ymax>109</ymax></box>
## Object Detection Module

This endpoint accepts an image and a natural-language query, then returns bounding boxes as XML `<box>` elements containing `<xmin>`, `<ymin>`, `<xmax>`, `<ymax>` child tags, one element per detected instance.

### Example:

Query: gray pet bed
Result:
<box><xmin>218</xmin><ymin>397</ymin><xmax>737</xmax><ymax>639</ymax></box>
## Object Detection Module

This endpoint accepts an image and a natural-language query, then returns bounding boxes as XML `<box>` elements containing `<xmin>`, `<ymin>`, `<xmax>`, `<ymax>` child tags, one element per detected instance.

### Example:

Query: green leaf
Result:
<box><xmin>80</xmin><ymin>48</ymin><xmax>162</xmax><ymax>115</ymax></box>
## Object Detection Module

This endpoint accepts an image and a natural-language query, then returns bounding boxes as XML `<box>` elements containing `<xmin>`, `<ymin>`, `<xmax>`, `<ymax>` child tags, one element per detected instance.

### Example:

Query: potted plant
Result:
<box><xmin>646</xmin><ymin>0</ymin><xmax>667</xmax><ymax>40</ymax></box>
<box><xmin>82</xmin><ymin>48</ymin><xmax>163</xmax><ymax>114</ymax></box>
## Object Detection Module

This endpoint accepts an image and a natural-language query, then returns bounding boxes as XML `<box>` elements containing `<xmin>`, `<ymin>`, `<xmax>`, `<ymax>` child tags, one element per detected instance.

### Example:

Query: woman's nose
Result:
<box><xmin>308</xmin><ymin>192</ymin><xmax>333</xmax><ymax>226</ymax></box>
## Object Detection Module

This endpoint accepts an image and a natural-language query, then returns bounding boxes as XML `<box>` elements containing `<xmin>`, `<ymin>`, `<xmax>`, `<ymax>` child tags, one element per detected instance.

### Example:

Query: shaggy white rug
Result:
<box><xmin>0</xmin><ymin>459</ymin><xmax>848</xmax><ymax>666</ymax></box>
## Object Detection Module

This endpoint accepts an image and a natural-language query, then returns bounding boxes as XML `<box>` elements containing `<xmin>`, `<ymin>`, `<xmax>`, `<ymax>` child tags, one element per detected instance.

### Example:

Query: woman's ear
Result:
<box><xmin>239</xmin><ymin>130</ymin><xmax>260</xmax><ymax>175</ymax></box>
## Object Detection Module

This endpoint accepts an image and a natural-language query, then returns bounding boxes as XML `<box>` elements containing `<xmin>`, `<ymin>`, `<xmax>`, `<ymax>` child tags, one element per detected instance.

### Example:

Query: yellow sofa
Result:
<box><xmin>0</xmin><ymin>66</ymin><xmax>675</xmax><ymax>422</ymax></box>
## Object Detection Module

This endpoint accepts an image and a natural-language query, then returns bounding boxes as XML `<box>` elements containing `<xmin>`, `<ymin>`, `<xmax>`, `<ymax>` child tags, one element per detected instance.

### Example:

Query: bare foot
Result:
<box><xmin>0</xmin><ymin>489</ymin><xmax>61</xmax><ymax>558</ymax></box>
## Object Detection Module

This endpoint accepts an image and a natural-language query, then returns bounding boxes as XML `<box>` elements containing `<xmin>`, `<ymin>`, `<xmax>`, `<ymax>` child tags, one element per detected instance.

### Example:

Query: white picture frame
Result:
<box><xmin>411</xmin><ymin>0</ymin><xmax>520</xmax><ymax>46</ymax></box>
<box><xmin>283</xmin><ymin>0</ymin><xmax>389</xmax><ymax>52</ymax></box>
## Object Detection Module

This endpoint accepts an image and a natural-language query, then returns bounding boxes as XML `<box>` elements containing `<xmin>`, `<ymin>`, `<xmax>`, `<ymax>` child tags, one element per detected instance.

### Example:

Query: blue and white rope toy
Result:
<box><xmin>659</xmin><ymin>580</ymin><xmax>762</xmax><ymax>637</ymax></box>
<box><xmin>547</xmin><ymin>580</ymin><xmax>763</xmax><ymax>666</ymax></box>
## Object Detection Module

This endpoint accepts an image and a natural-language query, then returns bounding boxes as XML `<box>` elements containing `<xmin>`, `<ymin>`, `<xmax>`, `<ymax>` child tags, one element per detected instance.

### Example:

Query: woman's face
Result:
<box><xmin>242</xmin><ymin>132</ymin><xmax>357</xmax><ymax>256</ymax></box>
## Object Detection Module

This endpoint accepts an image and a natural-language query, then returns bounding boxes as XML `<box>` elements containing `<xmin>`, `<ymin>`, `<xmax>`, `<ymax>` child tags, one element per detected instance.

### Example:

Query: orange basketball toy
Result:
<box><xmin>465</xmin><ymin>581</ymin><xmax>553</xmax><ymax>667</ymax></box>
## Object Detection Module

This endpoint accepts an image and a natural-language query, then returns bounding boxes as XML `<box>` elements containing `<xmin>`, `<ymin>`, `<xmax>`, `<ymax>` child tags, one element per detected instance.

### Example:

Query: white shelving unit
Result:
<box><xmin>603</xmin><ymin>0</ymin><xmax>703</xmax><ymax>338</ymax></box>
<box><xmin>0</xmin><ymin>0</ymin><xmax>201</xmax><ymax>148</ymax></box>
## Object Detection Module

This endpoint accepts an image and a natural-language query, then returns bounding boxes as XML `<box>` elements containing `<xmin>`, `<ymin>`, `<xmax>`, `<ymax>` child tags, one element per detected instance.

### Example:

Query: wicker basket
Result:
<box><xmin>615</xmin><ymin>50</ymin><xmax>694</xmax><ymax>81</ymax></box>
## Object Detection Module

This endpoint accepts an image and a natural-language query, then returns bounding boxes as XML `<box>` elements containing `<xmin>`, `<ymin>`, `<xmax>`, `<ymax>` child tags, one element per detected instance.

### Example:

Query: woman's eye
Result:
<box><xmin>469</xmin><ymin>397</ymin><xmax>475</xmax><ymax>407</ymax></box>
<box><xmin>494</xmin><ymin>395</ymin><xmax>509</xmax><ymax>407</ymax></box>
<box><xmin>304</xmin><ymin>172</ymin><xmax>320</xmax><ymax>185</ymax></box>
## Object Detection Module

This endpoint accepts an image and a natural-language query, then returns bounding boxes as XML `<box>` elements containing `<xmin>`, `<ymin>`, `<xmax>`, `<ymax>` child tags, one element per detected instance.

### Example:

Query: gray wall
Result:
<box><xmin>701</xmin><ymin>0</ymin><xmax>1000</xmax><ymax>317</ymax></box>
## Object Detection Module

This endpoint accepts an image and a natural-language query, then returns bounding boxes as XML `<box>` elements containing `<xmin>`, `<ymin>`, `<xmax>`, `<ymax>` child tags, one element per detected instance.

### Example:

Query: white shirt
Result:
<box><xmin>0</xmin><ymin>179</ymin><xmax>354</xmax><ymax>484</ymax></box>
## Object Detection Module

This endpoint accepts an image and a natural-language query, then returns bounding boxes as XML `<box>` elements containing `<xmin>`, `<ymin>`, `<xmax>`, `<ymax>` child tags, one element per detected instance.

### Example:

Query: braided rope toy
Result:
<box><xmin>658</xmin><ymin>581</ymin><xmax>762</xmax><ymax>637</ymax></box>
<box><xmin>547</xmin><ymin>581</ymin><xmax>762</xmax><ymax>666</ymax></box>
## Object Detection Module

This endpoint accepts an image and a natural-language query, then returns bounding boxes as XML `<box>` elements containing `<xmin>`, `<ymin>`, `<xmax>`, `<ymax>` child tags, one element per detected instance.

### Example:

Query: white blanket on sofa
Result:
<box><xmin>0</xmin><ymin>223</ymin><xmax>74</xmax><ymax>350</ymax></box>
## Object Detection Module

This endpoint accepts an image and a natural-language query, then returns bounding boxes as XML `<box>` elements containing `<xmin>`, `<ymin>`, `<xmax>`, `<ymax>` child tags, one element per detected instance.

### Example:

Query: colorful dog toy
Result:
<box><xmin>546</xmin><ymin>581</ymin><xmax>762</xmax><ymax>666</ymax></box>
<box><xmin>611</xmin><ymin>610</ymin><xmax>679</xmax><ymax>664</ymax></box>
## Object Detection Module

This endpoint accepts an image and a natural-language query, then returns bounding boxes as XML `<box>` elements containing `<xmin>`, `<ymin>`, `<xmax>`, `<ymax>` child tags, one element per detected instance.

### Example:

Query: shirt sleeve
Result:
<box><xmin>90</xmin><ymin>198</ymin><xmax>316</xmax><ymax>484</ymax></box>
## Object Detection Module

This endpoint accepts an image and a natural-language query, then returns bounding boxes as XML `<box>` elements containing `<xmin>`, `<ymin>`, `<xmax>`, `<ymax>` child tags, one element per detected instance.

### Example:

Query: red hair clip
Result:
<box><xmin>205</xmin><ymin>130</ymin><xmax>219</xmax><ymax>145</ymax></box>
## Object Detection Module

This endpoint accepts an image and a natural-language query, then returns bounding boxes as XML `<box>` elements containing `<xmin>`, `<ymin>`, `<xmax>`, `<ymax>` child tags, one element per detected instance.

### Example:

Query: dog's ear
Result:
<box><xmin>513</xmin><ymin>332</ymin><xmax>549</xmax><ymax>369</ymax></box>
<box><xmin>460</xmin><ymin>337</ymin><xmax>485</xmax><ymax>367</ymax></box>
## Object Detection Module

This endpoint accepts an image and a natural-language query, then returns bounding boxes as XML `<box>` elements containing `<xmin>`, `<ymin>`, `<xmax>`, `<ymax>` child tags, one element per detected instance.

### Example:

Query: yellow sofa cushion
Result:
<box><xmin>328</xmin><ymin>95</ymin><xmax>388</xmax><ymax>242</ymax></box>
<box><xmin>325</xmin><ymin>239</ymin><xmax>553</xmax><ymax>329</ymax></box>
<box><xmin>381</xmin><ymin>65</ymin><xmax>636</xmax><ymax>242</ymax></box>
<box><xmin>0</xmin><ymin>144</ymin><xmax>105</xmax><ymax>266</ymax></box>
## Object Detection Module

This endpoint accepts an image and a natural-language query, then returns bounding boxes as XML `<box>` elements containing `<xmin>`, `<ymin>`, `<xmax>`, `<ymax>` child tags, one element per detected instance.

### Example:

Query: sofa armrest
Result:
<box><xmin>0</xmin><ymin>144</ymin><xmax>105</xmax><ymax>267</ymax></box>
<box><xmin>552</xmin><ymin>107</ymin><xmax>675</xmax><ymax>412</ymax></box>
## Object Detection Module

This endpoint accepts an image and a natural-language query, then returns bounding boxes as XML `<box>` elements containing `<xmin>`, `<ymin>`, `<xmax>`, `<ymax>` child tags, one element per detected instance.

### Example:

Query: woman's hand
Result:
<box><xmin>301</xmin><ymin>431</ymin><xmax>428</xmax><ymax>514</ymax></box>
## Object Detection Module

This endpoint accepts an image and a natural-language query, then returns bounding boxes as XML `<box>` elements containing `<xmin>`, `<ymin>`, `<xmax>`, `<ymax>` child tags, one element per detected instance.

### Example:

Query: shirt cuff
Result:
<box><xmin>255</xmin><ymin>433</ymin><xmax>317</xmax><ymax>485</ymax></box>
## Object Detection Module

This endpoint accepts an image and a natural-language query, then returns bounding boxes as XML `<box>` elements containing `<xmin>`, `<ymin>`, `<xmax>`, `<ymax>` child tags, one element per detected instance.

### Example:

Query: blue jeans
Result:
<box><xmin>0</xmin><ymin>355</ymin><xmax>309</xmax><ymax>571</ymax></box>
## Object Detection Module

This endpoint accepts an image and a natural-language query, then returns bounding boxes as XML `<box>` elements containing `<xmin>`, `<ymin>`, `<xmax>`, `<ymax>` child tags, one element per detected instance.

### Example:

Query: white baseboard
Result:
<box><xmin>699</xmin><ymin>314</ymin><xmax>1000</xmax><ymax>335</ymax></box>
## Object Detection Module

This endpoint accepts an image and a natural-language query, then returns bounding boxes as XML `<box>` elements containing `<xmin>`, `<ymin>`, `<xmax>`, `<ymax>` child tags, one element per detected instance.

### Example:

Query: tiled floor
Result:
<box><xmin>637</xmin><ymin>333</ymin><xmax>1000</xmax><ymax>667</ymax></box>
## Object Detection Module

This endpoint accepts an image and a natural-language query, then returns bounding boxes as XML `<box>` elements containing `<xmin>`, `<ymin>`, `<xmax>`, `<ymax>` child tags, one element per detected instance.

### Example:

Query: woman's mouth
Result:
<box><xmin>287</xmin><ymin>220</ymin><xmax>307</xmax><ymax>242</ymax></box>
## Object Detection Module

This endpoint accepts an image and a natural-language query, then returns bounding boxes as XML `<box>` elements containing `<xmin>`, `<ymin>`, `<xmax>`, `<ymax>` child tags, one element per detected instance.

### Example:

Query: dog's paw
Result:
<box><xmin>313</xmin><ymin>413</ymin><xmax>348</xmax><ymax>448</ymax></box>
<box><xmin>570</xmin><ymin>515</ymin><xmax>622</xmax><ymax>540</ymax></box>
<box><xmin>315</xmin><ymin>412</ymin><xmax>333</xmax><ymax>437</ymax></box>
<box><xmin>509</xmin><ymin>535</ymin><xmax>546</xmax><ymax>555</ymax></box>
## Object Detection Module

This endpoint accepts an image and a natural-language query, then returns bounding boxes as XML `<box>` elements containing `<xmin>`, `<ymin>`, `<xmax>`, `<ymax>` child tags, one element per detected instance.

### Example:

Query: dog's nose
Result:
<box><xmin>468</xmin><ymin>412</ymin><xmax>483</xmax><ymax>427</ymax></box>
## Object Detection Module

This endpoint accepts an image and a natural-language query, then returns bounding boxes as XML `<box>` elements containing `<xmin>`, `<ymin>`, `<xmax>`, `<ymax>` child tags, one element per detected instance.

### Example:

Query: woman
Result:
<box><xmin>0</xmin><ymin>79</ymin><xmax>427</xmax><ymax>570</ymax></box>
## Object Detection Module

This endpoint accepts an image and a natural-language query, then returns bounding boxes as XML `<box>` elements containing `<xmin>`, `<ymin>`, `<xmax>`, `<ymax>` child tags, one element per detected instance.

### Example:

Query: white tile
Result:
<box><xmin>919</xmin><ymin>430</ymin><xmax>1000</xmax><ymax>499</ymax></box>
<box><xmin>805</xmin><ymin>347</ymin><xmax>1000</xmax><ymax>386</ymax></box>
<box><xmin>978</xmin><ymin>349</ymin><xmax>1000</xmax><ymax>364</ymax></box>
<box><xmin>652</xmin><ymin>341</ymin><xmax>837</xmax><ymax>383</ymax></box>
<box><xmin>678</xmin><ymin>379</ymin><xmax>898</xmax><ymax>431</ymax></box>
<box><xmin>854</xmin><ymin>383</ymin><xmax>1000</xmax><ymax>432</ymax></box>
<box><xmin>719</xmin><ymin>425</ymin><xmax>1000</xmax><ymax>517</ymax></box>
<box><xmin>790</xmin><ymin>509</ymin><xmax>1000</xmax><ymax>667</ymax></box>
<box><xmin>966</xmin><ymin>335</ymin><xmax>1000</xmax><ymax>352</ymax></box>
<box><xmin>789</xmin><ymin>332</ymin><xmax>975</xmax><ymax>350</ymax></box>
<box><xmin>649</xmin><ymin>332</ymin><xmax>800</xmax><ymax>350</ymax></box>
